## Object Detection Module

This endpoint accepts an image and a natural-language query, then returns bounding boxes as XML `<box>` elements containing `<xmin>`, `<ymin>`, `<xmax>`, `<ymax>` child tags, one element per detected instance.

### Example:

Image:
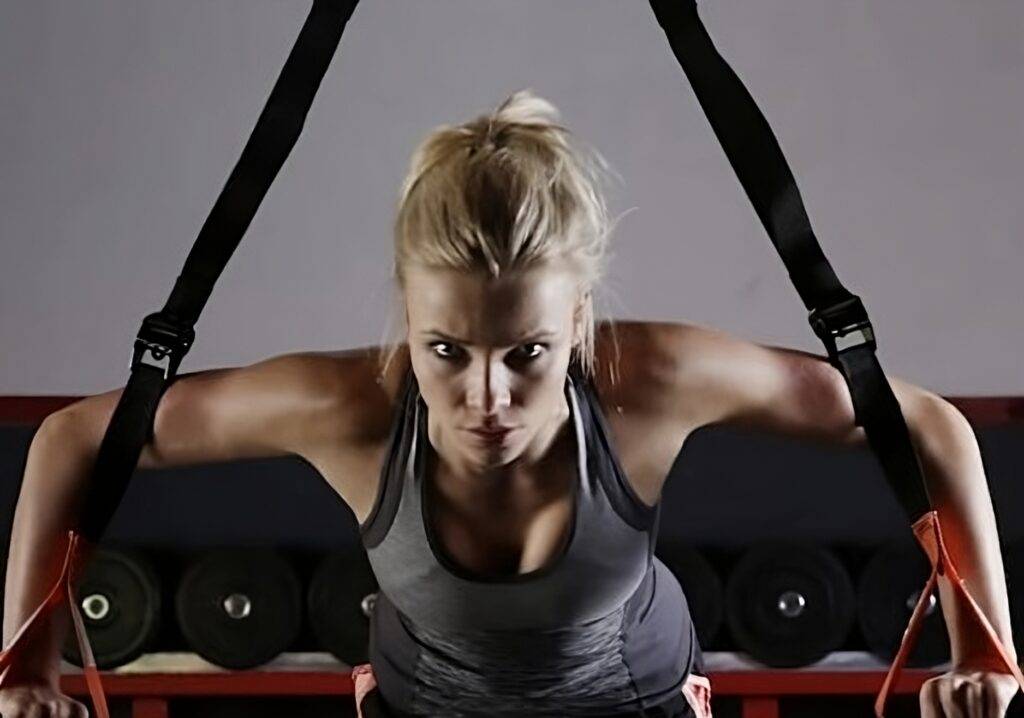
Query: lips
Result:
<box><xmin>467</xmin><ymin>426</ymin><xmax>514</xmax><ymax>442</ymax></box>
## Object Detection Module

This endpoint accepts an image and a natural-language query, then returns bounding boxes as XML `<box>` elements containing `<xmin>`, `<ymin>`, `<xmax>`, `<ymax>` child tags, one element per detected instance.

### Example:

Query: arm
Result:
<box><xmin>644</xmin><ymin>320</ymin><xmax>1017</xmax><ymax>668</ymax></box>
<box><xmin>3</xmin><ymin>348</ymin><xmax>387</xmax><ymax>686</ymax></box>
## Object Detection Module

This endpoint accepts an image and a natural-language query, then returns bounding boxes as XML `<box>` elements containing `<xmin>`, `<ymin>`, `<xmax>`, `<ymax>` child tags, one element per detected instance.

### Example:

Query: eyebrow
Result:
<box><xmin>421</xmin><ymin>329</ymin><xmax>558</xmax><ymax>346</ymax></box>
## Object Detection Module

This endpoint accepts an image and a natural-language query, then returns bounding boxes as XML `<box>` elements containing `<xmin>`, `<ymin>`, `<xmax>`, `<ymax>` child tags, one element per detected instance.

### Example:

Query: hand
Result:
<box><xmin>0</xmin><ymin>682</ymin><xmax>89</xmax><ymax>718</ymax></box>
<box><xmin>920</xmin><ymin>668</ymin><xmax>1020</xmax><ymax>717</ymax></box>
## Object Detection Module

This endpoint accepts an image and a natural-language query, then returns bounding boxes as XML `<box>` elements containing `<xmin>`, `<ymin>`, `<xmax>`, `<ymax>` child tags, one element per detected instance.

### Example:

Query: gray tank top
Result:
<box><xmin>359</xmin><ymin>362</ymin><xmax>702</xmax><ymax>717</ymax></box>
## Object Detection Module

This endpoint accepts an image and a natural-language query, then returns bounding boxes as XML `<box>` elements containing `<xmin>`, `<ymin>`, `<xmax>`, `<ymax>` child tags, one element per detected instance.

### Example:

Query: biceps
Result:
<box><xmin>698</xmin><ymin>338</ymin><xmax>863</xmax><ymax>446</ymax></box>
<box><xmin>721</xmin><ymin>343</ymin><xmax>943</xmax><ymax>448</ymax></box>
<box><xmin>62</xmin><ymin>361</ymin><xmax>326</xmax><ymax>471</ymax></box>
<box><xmin>144</xmin><ymin>368</ymin><xmax>291</xmax><ymax>467</ymax></box>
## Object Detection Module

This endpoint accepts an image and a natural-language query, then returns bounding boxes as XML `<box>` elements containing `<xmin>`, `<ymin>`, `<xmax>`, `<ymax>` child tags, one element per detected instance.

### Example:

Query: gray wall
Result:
<box><xmin>2</xmin><ymin>0</ymin><xmax>1022</xmax><ymax>395</ymax></box>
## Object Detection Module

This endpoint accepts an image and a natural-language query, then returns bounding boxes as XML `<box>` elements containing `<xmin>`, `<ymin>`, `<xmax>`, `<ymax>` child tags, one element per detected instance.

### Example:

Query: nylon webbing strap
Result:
<box><xmin>646</xmin><ymin>0</ymin><xmax>931</xmax><ymax>523</ymax></box>
<box><xmin>1</xmin><ymin>0</ymin><xmax>358</xmax><ymax>703</ymax></box>
<box><xmin>647</xmin><ymin>1</ymin><xmax>1022</xmax><ymax>714</ymax></box>
<box><xmin>81</xmin><ymin>0</ymin><xmax>360</xmax><ymax>542</ymax></box>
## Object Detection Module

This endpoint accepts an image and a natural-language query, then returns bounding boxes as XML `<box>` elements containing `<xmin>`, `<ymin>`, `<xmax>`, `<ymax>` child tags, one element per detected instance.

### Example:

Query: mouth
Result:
<box><xmin>465</xmin><ymin>427</ymin><xmax>515</xmax><ymax>444</ymax></box>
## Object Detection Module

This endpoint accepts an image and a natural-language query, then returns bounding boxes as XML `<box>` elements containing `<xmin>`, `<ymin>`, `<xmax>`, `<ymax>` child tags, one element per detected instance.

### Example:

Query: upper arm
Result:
<box><xmin>635</xmin><ymin>321</ymin><xmax>942</xmax><ymax>448</ymax></box>
<box><xmin>50</xmin><ymin>347</ymin><xmax>393</xmax><ymax>471</ymax></box>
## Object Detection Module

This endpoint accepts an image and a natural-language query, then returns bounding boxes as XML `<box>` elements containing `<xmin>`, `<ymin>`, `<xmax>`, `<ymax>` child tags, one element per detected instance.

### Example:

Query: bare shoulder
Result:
<box><xmin>290</xmin><ymin>343</ymin><xmax>411</xmax><ymax>523</ymax></box>
<box><xmin>287</xmin><ymin>342</ymin><xmax>411</xmax><ymax>458</ymax></box>
<box><xmin>56</xmin><ymin>344</ymin><xmax>404</xmax><ymax>465</ymax></box>
<box><xmin>587</xmin><ymin>319</ymin><xmax>707</xmax><ymax>505</ymax></box>
<box><xmin>588</xmin><ymin>318</ymin><xmax>939</xmax><ymax>502</ymax></box>
<box><xmin>50</xmin><ymin>341</ymin><xmax>411</xmax><ymax>524</ymax></box>
<box><xmin>587</xmin><ymin>317</ymin><xmax>833</xmax><ymax>504</ymax></box>
<box><xmin>594</xmin><ymin>318</ymin><xmax>897</xmax><ymax>450</ymax></box>
<box><xmin>591</xmin><ymin>319</ymin><xmax>709</xmax><ymax>428</ymax></box>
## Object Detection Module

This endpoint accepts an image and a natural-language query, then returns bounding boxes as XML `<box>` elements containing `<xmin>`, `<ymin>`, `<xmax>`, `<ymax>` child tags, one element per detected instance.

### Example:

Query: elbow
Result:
<box><xmin>34</xmin><ymin>409</ymin><xmax>73</xmax><ymax>447</ymax></box>
<box><xmin>34</xmin><ymin>407</ymin><xmax>90</xmax><ymax>448</ymax></box>
<box><xmin>910</xmin><ymin>394</ymin><xmax>977</xmax><ymax>460</ymax></box>
<box><xmin>920</xmin><ymin>394</ymin><xmax>972</xmax><ymax>434</ymax></box>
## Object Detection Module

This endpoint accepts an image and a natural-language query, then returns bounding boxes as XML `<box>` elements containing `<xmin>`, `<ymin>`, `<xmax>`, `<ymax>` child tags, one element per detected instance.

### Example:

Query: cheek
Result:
<box><xmin>410</xmin><ymin>354</ymin><xmax>453</xmax><ymax>402</ymax></box>
<box><xmin>521</xmin><ymin>364</ymin><xmax>571</xmax><ymax>413</ymax></box>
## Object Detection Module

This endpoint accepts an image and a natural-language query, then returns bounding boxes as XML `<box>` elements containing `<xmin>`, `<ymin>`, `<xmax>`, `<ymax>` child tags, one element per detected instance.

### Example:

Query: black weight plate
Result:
<box><xmin>61</xmin><ymin>548</ymin><xmax>162</xmax><ymax>669</ymax></box>
<box><xmin>858</xmin><ymin>541</ymin><xmax>952</xmax><ymax>668</ymax></box>
<box><xmin>175</xmin><ymin>549</ymin><xmax>302</xmax><ymax>669</ymax></box>
<box><xmin>307</xmin><ymin>550</ymin><xmax>378</xmax><ymax>666</ymax></box>
<box><xmin>725</xmin><ymin>542</ymin><xmax>855</xmax><ymax>668</ymax></box>
<box><xmin>656</xmin><ymin>543</ymin><xmax>724</xmax><ymax>648</ymax></box>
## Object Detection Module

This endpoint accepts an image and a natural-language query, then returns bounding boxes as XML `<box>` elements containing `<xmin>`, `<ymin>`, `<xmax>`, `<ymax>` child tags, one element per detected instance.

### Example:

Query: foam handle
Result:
<box><xmin>874</xmin><ymin>511</ymin><xmax>1024</xmax><ymax>716</ymax></box>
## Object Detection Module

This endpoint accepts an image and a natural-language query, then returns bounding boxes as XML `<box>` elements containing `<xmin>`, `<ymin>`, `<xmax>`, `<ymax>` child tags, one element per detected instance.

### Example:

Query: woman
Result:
<box><xmin>2</xmin><ymin>90</ymin><xmax>1015</xmax><ymax>717</ymax></box>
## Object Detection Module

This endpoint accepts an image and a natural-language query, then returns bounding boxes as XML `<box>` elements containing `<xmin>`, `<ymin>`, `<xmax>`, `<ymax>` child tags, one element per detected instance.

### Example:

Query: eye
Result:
<box><xmin>429</xmin><ymin>341</ymin><xmax>463</xmax><ymax>360</ymax></box>
<box><xmin>511</xmin><ymin>343</ymin><xmax>547</xmax><ymax>361</ymax></box>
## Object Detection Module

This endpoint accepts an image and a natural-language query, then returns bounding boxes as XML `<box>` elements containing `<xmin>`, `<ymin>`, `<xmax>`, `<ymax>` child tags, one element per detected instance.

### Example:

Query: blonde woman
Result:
<box><xmin>3</xmin><ymin>90</ymin><xmax>1015</xmax><ymax>717</ymax></box>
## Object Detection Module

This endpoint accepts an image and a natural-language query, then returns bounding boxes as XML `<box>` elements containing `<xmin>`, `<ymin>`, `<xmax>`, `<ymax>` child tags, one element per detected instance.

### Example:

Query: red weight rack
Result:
<box><xmin>57</xmin><ymin>652</ymin><xmax>944</xmax><ymax>718</ymax></box>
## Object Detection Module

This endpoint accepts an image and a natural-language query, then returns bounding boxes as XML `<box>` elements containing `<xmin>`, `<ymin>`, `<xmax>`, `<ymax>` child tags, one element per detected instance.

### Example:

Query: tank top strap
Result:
<box><xmin>360</xmin><ymin>366</ymin><xmax>418</xmax><ymax>549</ymax></box>
<box><xmin>567</xmin><ymin>362</ymin><xmax>660</xmax><ymax>533</ymax></box>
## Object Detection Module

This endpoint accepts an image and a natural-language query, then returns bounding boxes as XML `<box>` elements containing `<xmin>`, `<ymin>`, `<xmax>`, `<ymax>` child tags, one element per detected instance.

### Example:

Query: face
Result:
<box><xmin>404</xmin><ymin>262</ymin><xmax>585</xmax><ymax>474</ymax></box>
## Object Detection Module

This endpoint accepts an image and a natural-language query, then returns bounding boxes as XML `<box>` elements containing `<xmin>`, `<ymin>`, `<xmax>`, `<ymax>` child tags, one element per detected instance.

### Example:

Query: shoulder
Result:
<box><xmin>246</xmin><ymin>342</ymin><xmax>412</xmax><ymax>457</ymax></box>
<box><xmin>593</xmin><ymin>318</ymin><xmax>873</xmax><ymax>443</ymax></box>
<box><xmin>592</xmin><ymin>318</ymin><xmax>797</xmax><ymax>432</ymax></box>
<box><xmin>582</xmin><ymin>320</ymin><xmax>711</xmax><ymax>505</ymax></box>
<box><xmin>591</xmin><ymin>319</ymin><xmax>707</xmax><ymax>424</ymax></box>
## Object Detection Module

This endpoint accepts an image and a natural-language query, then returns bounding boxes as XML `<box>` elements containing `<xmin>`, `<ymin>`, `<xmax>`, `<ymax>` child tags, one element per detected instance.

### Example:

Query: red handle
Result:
<box><xmin>0</xmin><ymin>531</ymin><xmax>110</xmax><ymax>718</ymax></box>
<box><xmin>874</xmin><ymin>511</ymin><xmax>1024</xmax><ymax>716</ymax></box>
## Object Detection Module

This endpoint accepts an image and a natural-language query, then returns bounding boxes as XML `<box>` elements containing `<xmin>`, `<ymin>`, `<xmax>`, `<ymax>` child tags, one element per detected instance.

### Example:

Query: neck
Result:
<box><xmin>427</xmin><ymin>393</ymin><xmax>573</xmax><ymax>494</ymax></box>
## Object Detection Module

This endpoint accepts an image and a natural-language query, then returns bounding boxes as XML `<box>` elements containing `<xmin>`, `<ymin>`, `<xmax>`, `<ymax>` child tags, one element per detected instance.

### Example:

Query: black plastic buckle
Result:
<box><xmin>808</xmin><ymin>296</ymin><xmax>876</xmax><ymax>360</ymax></box>
<box><xmin>130</xmin><ymin>312</ymin><xmax>195</xmax><ymax>380</ymax></box>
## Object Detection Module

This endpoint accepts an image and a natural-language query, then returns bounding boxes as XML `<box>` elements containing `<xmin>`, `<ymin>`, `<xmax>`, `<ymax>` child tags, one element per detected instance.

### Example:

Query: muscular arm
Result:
<box><xmin>626</xmin><ymin>319</ymin><xmax>1017</xmax><ymax>670</ymax></box>
<box><xmin>3</xmin><ymin>346</ymin><xmax>398</xmax><ymax>684</ymax></box>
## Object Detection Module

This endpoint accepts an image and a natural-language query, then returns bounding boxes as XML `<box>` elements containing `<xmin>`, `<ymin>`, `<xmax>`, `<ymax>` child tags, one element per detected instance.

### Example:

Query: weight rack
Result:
<box><xmin>57</xmin><ymin>651</ymin><xmax>944</xmax><ymax>718</ymax></box>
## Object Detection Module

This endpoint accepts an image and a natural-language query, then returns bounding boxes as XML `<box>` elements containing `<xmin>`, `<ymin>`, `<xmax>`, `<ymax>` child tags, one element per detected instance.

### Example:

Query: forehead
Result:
<box><xmin>404</xmin><ymin>264</ymin><xmax>578</xmax><ymax>343</ymax></box>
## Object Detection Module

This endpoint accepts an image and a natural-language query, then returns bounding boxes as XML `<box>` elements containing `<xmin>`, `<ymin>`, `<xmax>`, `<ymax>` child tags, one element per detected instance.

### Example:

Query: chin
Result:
<box><xmin>463</xmin><ymin>440</ymin><xmax>518</xmax><ymax>467</ymax></box>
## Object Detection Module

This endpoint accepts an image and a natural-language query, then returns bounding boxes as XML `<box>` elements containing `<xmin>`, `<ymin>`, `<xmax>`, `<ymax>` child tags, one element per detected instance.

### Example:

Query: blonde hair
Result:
<box><xmin>380</xmin><ymin>89</ymin><xmax>622</xmax><ymax>379</ymax></box>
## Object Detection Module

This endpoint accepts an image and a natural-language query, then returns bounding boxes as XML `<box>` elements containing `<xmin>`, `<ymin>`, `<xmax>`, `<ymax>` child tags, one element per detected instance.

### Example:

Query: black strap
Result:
<box><xmin>647</xmin><ymin>0</ymin><xmax>932</xmax><ymax>523</ymax></box>
<box><xmin>79</xmin><ymin>0</ymin><xmax>361</xmax><ymax>542</ymax></box>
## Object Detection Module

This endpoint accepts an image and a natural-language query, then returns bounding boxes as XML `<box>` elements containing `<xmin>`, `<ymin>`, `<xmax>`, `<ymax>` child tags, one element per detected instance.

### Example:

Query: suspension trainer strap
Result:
<box><xmin>82</xmin><ymin>0</ymin><xmax>360</xmax><ymax>542</ymax></box>
<box><xmin>0</xmin><ymin>2</ymin><xmax>359</xmax><ymax>711</ymax></box>
<box><xmin>646</xmin><ymin>1</ymin><xmax>1022</xmax><ymax>714</ymax></box>
<box><xmin>647</xmin><ymin>0</ymin><xmax>930</xmax><ymax>523</ymax></box>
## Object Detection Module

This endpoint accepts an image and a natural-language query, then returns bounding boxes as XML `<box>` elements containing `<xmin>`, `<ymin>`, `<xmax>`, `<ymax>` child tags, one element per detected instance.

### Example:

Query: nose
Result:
<box><xmin>465</xmin><ymin>359</ymin><xmax>512</xmax><ymax>416</ymax></box>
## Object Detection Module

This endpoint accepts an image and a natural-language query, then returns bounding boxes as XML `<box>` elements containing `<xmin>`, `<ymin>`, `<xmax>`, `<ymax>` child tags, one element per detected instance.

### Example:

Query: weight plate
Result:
<box><xmin>656</xmin><ymin>543</ymin><xmax>724</xmax><ymax>648</ymax></box>
<box><xmin>725</xmin><ymin>542</ymin><xmax>855</xmax><ymax>667</ymax></box>
<box><xmin>175</xmin><ymin>548</ymin><xmax>302</xmax><ymax>669</ymax></box>
<box><xmin>857</xmin><ymin>541</ymin><xmax>951</xmax><ymax>667</ymax></box>
<box><xmin>307</xmin><ymin>550</ymin><xmax>379</xmax><ymax>666</ymax></box>
<box><xmin>61</xmin><ymin>547</ymin><xmax>162</xmax><ymax>669</ymax></box>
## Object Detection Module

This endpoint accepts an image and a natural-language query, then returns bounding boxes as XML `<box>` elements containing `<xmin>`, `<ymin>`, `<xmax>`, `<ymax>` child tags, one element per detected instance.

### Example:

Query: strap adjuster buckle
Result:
<box><xmin>808</xmin><ymin>296</ymin><xmax>876</xmax><ymax>359</ymax></box>
<box><xmin>130</xmin><ymin>313</ymin><xmax>195</xmax><ymax>379</ymax></box>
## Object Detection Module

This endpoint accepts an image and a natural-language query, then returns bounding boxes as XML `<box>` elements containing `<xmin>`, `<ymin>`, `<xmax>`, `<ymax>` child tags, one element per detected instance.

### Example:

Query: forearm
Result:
<box><xmin>3</xmin><ymin>416</ymin><xmax>96</xmax><ymax>684</ymax></box>
<box><xmin>912</xmin><ymin>403</ymin><xmax>1018</xmax><ymax>668</ymax></box>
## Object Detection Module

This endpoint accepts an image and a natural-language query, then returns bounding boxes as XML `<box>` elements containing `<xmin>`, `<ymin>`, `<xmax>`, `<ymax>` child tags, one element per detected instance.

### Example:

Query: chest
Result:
<box><xmin>334</xmin><ymin>401</ymin><xmax>685</xmax><ymax>578</ymax></box>
<box><xmin>424</xmin><ymin>408</ymin><xmax>684</xmax><ymax>578</ymax></box>
<box><xmin>423</xmin><ymin>457</ymin><xmax>579</xmax><ymax>578</ymax></box>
